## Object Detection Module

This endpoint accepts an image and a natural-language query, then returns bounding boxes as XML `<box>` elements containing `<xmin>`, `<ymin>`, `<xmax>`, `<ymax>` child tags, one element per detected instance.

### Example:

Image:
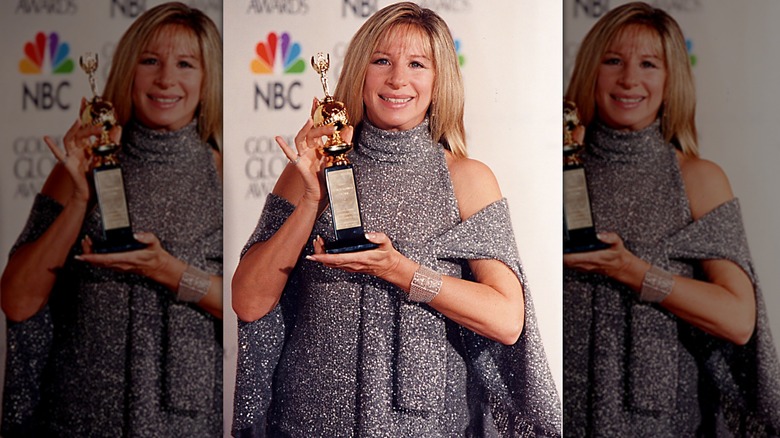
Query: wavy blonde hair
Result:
<box><xmin>103</xmin><ymin>2</ymin><xmax>222</xmax><ymax>150</ymax></box>
<box><xmin>566</xmin><ymin>1</ymin><xmax>698</xmax><ymax>156</ymax></box>
<box><xmin>334</xmin><ymin>2</ymin><xmax>467</xmax><ymax>157</ymax></box>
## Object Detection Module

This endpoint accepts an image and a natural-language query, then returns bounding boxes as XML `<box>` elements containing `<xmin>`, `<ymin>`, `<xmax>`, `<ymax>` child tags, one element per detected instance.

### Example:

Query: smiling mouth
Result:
<box><xmin>381</xmin><ymin>96</ymin><xmax>412</xmax><ymax>104</ymax></box>
<box><xmin>151</xmin><ymin>96</ymin><xmax>180</xmax><ymax>104</ymax></box>
<box><xmin>613</xmin><ymin>96</ymin><xmax>643</xmax><ymax>103</ymax></box>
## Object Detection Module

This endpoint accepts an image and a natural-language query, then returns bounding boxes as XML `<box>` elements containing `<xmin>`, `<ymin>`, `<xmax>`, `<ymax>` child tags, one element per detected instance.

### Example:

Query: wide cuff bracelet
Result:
<box><xmin>640</xmin><ymin>265</ymin><xmax>674</xmax><ymax>303</ymax></box>
<box><xmin>177</xmin><ymin>264</ymin><xmax>211</xmax><ymax>303</ymax></box>
<box><xmin>408</xmin><ymin>264</ymin><xmax>442</xmax><ymax>303</ymax></box>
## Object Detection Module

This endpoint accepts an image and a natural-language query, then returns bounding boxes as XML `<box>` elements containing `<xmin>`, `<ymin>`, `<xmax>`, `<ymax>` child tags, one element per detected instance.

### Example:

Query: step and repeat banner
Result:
<box><xmin>0</xmin><ymin>0</ymin><xmax>222</xmax><ymax>424</ymax></box>
<box><xmin>222</xmin><ymin>0</ymin><xmax>563</xmax><ymax>432</ymax></box>
<box><xmin>564</xmin><ymin>0</ymin><xmax>780</xmax><ymax>354</ymax></box>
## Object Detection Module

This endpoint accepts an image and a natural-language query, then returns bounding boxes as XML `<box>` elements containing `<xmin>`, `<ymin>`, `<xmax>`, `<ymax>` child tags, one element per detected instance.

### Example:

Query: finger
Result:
<box><xmin>364</xmin><ymin>232</ymin><xmax>389</xmax><ymax>248</ymax></box>
<box><xmin>81</xmin><ymin>235</ymin><xmax>94</xmax><ymax>254</ymax></box>
<box><xmin>44</xmin><ymin>136</ymin><xmax>66</xmax><ymax>162</ymax></box>
<box><xmin>312</xmin><ymin>235</ymin><xmax>326</xmax><ymax>255</ymax></box>
<box><xmin>342</xmin><ymin>125</ymin><xmax>354</xmax><ymax>145</ymax></box>
<box><xmin>293</xmin><ymin>118</ymin><xmax>315</xmax><ymax>154</ymax></box>
<box><xmin>108</xmin><ymin>124</ymin><xmax>122</xmax><ymax>145</ymax></box>
<box><xmin>132</xmin><ymin>231</ymin><xmax>158</xmax><ymax>247</ymax></box>
<box><xmin>275</xmin><ymin>136</ymin><xmax>298</xmax><ymax>163</ymax></box>
<box><xmin>310</xmin><ymin>97</ymin><xmax>320</xmax><ymax>117</ymax></box>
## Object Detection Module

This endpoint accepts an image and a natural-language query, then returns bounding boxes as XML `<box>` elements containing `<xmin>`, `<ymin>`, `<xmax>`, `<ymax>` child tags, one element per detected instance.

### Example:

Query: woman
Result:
<box><xmin>564</xmin><ymin>2</ymin><xmax>780</xmax><ymax>436</ymax></box>
<box><xmin>0</xmin><ymin>3</ymin><xmax>223</xmax><ymax>436</ymax></box>
<box><xmin>231</xmin><ymin>2</ymin><xmax>560</xmax><ymax>437</ymax></box>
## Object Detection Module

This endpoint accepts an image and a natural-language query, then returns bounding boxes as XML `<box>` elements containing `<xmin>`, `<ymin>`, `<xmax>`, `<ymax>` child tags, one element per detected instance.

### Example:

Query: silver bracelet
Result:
<box><xmin>640</xmin><ymin>265</ymin><xmax>674</xmax><ymax>303</ymax></box>
<box><xmin>408</xmin><ymin>265</ymin><xmax>442</xmax><ymax>303</ymax></box>
<box><xmin>177</xmin><ymin>264</ymin><xmax>211</xmax><ymax>303</ymax></box>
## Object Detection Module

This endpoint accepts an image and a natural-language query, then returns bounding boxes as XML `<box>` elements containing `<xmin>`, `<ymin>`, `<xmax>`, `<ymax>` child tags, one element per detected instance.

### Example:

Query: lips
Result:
<box><xmin>613</xmin><ymin>95</ymin><xmax>644</xmax><ymax>104</ymax></box>
<box><xmin>380</xmin><ymin>95</ymin><xmax>412</xmax><ymax>104</ymax></box>
<box><xmin>149</xmin><ymin>95</ymin><xmax>181</xmax><ymax>105</ymax></box>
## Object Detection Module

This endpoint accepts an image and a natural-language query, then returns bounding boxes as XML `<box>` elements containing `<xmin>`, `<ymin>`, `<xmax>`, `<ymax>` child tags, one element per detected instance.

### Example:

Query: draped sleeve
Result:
<box><xmin>2</xmin><ymin>194</ymin><xmax>63</xmax><ymax>437</ymax></box>
<box><xmin>664</xmin><ymin>199</ymin><xmax>780</xmax><ymax>436</ymax></box>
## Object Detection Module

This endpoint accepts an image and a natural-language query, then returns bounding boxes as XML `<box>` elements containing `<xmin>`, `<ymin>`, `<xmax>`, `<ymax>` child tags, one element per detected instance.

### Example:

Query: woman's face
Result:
<box><xmin>362</xmin><ymin>25</ymin><xmax>435</xmax><ymax>132</ymax></box>
<box><xmin>595</xmin><ymin>25</ymin><xmax>666</xmax><ymax>132</ymax></box>
<box><xmin>132</xmin><ymin>25</ymin><xmax>203</xmax><ymax>132</ymax></box>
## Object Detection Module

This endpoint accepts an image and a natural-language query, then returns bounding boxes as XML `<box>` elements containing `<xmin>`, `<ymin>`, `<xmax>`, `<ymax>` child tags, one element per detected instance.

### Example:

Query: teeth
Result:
<box><xmin>615</xmin><ymin>96</ymin><xmax>642</xmax><ymax>103</ymax></box>
<box><xmin>153</xmin><ymin>97</ymin><xmax>179</xmax><ymax>103</ymax></box>
<box><xmin>382</xmin><ymin>96</ymin><xmax>411</xmax><ymax>104</ymax></box>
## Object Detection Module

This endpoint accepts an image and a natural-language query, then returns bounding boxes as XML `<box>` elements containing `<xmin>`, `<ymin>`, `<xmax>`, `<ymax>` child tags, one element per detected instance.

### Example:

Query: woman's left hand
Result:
<box><xmin>307</xmin><ymin>232</ymin><xmax>404</xmax><ymax>280</ymax></box>
<box><xmin>563</xmin><ymin>232</ymin><xmax>648</xmax><ymax>285</ymax></box>
<box><xmin>75</xmin><ymin>232</ymin><xmax>181</xmax><ymax>283</ymax></box>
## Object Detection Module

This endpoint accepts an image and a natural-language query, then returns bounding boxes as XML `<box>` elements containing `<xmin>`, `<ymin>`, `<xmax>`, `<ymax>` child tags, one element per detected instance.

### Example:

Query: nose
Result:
<box><xmin>387</xmin><ymin>64</ymin><xmax>408</xmax><ymax>88</ymax></box>
<box><xmin>618</xmin><ymin>63</ymin><xmax>639</xmax><ymax>88</ymax></box>
<box><xmin>155</xmin><ymin>62</ymin><xmax>176</xmax><ymax>88</ymax></box>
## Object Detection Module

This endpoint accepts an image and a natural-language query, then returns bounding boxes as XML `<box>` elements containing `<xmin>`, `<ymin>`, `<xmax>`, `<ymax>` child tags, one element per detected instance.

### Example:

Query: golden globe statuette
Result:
<box><xmin>563</xmin><ymin>100</ymin><xmax>608</xmax><ymax>253</ymax></box>
<box><xmin>311</xmin><ymin>52</ymin><xmax>377</xmax><ymax>254</ymax></box>
<box><xmin>80</xmin><ymin>52</ymin><xmax>145</xmax><ymax>253</ymax></box>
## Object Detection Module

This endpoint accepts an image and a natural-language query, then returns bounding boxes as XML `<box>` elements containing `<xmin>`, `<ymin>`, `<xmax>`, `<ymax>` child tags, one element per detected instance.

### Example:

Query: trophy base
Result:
<box><xmin>324</xmin><ymin>236</ymin><xmax>379</xmax><ymax>254</ymax></box>
<box><xmin>92</xmin><ymin>235</ymin><xmax>147</xmax><ymax>254</ymax></box>
<box><xmin>564</xmin><ymin>231</ymin><xmax>610</xmax><ymax>254</ymax></box>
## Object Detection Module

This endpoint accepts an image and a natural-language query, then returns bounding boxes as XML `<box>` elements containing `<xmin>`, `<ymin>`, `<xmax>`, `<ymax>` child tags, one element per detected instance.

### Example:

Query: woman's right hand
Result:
<box><xmin>43</xmin><ymin>100</ymin><xmax>122</xmax><ymax>204</ymax></box>
<box><xmin>275</xmin><ymin>102</ymin><xmax>354</xmax><ymax>206</ymax></box>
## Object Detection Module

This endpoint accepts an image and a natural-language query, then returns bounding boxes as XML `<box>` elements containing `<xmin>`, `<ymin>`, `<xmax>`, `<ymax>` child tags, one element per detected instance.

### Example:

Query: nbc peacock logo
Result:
<box><xmin>251</xmin><ymin>31</ymin><xmax>306</xmax><ymax>74</ymax></box>
<box><xmin>455</xmin><ymin>38</ymin><xmax>465</xmax><ymax>67</ymax></box>
<box><xmin>19</xmin><ymin>32</ymin><xmax>75</xmax><ymax>75</ymax></box>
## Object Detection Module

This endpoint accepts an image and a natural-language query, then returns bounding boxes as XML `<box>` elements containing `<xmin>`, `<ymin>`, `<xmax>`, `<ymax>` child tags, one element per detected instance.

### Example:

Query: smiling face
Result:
<box><xmin>132</xmin><ymin>24</ymin><xmax>203</xmax><ymax>132</ymax></box>
<box><xmin>362</xmin><ymin>24</ymin><xmax>435</xmax><ymax>132</ymax></box>
<box><xmin>595</xmin><ymin>24</ymin><xmax>666</xmax><ymax>132</ymax></box>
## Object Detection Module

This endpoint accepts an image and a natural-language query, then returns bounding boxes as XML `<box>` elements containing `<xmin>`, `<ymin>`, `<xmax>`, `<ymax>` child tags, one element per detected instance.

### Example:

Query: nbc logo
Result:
<box><xmin>251</xmin><ymin>31</ymin><xmax>306</xmax><ymax>74</ymax></box>
<box><xmin>455</xmin><ymin>39</ymin><xmax>465</xmax><ymax>67</ymax></box>
<box><xmin>19</xmin><ymin>32</ymin><xmax>75</xmax><ymax>74</ymax></box>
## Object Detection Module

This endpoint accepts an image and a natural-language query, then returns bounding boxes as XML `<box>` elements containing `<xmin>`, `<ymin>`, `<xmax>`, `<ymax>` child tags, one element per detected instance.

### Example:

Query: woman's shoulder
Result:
<box><xmin>446</xmin><ymin>151</ymin><xmax>502</xmax><ymax>221</ymax></box>
<box><xmin>677</xmin><ymin>152</ymin><xmax>735</xmax><ymax>220</ymax></box>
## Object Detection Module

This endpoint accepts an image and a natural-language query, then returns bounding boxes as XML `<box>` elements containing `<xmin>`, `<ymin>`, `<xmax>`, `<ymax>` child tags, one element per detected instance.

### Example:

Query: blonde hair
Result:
<box><xmin>566</xmin><ymin>1</ymin><xmax>698</xmax><ymax>156</ymax></box>
<box><xmin>103</xmin><ymin>2</ymin><xmax>222</xmax><ymax>150</ymax></box>
<box><xmin>334</xmin><ymin>2</ymin><xmax>467</xmax><ymax>158</ymax></box>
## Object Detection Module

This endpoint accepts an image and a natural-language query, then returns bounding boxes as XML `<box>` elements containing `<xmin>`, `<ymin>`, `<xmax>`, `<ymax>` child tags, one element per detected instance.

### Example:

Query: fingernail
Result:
<box><xmin>305</xmin><ymin>255</ymin><xmax>315</xmax><ymax>261</ymax></box>
<box><xmin>74</xmin><ymin>255</ymin><xmax>83</xmax><ymax>261</ymax></box>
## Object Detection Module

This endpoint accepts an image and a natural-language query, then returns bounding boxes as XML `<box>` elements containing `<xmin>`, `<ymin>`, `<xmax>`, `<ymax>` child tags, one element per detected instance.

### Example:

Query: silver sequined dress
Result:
<box><xmin>2</xmin><ymin>120</ymin><xmax>223</xmax><ymax>437</ymax></box>
<box><xmin>563</xmin><ymin>120</ymin><xmax>780</xmax><ymax>437</ymax></box>
<box><xmin>233</xmin><ymin>119</ymin><xmax>561</xmax><ymax>437</ymax></box>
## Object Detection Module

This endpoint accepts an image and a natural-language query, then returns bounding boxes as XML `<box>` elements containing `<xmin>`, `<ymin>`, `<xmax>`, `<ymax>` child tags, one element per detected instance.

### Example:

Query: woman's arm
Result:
<box><xmin>308</xmin><ymin>155</ymin><xmax>525</xmax><ymax>345</ymax></box>
<box><xmin>0</xmin><ymin>120</ymin><xmax>103</xmax><ymax>322</ymax></box>
<box><xmin>564</xmin><ymin>155</ymin><xmax>756</xmax><ymax>345</ymax></box>
<box><xmin>231</xmin><ymin>120</ymin><xmax>341</xmax><ymax>322</ymax></box>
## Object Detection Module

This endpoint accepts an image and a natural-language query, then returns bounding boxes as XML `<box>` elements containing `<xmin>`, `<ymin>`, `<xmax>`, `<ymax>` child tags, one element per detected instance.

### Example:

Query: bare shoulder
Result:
<box><xmin>446</xmin><ymin>152</ymin><xmax>503</xmax><ymax>220</ymax></box>
<box><xmin>677</xmin><ymin>153</ymin><xmax>734</xmax><ymax>220</ymax></box>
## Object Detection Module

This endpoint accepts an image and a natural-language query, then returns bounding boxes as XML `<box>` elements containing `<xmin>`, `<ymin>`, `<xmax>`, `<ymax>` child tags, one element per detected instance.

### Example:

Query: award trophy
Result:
<box><xmin>80</xmin><ymin>52</ymin><xmax>145</xmax><ymax>253</ymax></box>
<box><xmin>311</xmin><ymin>52</ymin><xmax>377</xmax><ymax>254</ymax></box>
<box><xmin>563</xmin><ymin>100</ymin><xmax>608</xmax><ymax>253</ymax></box>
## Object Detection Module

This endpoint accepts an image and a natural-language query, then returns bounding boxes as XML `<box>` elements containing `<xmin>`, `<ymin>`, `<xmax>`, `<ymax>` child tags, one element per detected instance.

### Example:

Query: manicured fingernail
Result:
<box><xmin>305</xmin><ymin>255</ymin><xmax>315</xmax><ymax>261</ymax></box>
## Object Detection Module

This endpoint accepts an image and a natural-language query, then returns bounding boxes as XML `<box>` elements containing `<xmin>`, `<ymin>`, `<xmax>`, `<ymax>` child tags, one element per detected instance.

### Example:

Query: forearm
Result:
<box><xmin>611</xmin><ymin>255</ymin><xmax>755</xmax><ymax>345</ymax></box>
<box><xmin>1</xmin><ymin>197</ymin><xmax>88</xmax><ymax>321</ymax></box>
<box><xmin>232</xmin><ymin>197</ymin><xmax>321</xmax><ymax>321</ymax></box>
<box><xmin>383</xmin><ymin>257</ymin><xmax>525</xmax><ymax>345</ymax></box>
<box><xmin>141</xmin><ymin>254</ymin><xmax>223</xmax><ymax>319</ymax></box>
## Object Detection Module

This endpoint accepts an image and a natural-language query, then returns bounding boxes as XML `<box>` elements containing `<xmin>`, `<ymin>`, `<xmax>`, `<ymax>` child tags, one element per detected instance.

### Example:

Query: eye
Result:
<box><xmin>139</xmin><ymin>56</ymin><xmax>158</xmax><ymax>66</ymax></box>
<box><xmin>371</xmin><ymin>58</ymin><xmax>390</xmax><ymax>66</ymax></box>
<box><xmin>641</xmin><ymin>60</ymin><xmax>658</xmax><ymax>69</ymax></box>
<box><xmin>602</xmin><ymin>57</ymin><xmax>621</xmax><ymax>66</ymax></box>
<box><xmin>410</xmin><ymin>60</ymin><xmax>426</xmax><ymax>69</ymax></box>
<box><xmin>178</xmin><ymin>60</ymin><xmax>194</xmax><ymax>68</ymax></box>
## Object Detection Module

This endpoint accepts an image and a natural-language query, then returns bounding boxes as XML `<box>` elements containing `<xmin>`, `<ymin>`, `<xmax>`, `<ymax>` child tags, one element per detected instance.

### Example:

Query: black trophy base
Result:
<box><xmin>564</xmin><ymin>229</ymin><xmax>610</xmax><ymax>254</ymax></box>
<box><xmin>92</xmin><ymin>230</ymin><xmax>147</xmax><ymax>254</ymax></box>
<box><xmin>324</xmin><ymin>235</ymin><xmax>379</xmax><ymax>254</ymax></box>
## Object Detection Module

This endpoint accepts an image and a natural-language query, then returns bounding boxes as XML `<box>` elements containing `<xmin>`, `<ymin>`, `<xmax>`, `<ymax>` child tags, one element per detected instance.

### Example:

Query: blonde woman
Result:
<box><xmin>564</xmin><ymin>2</ymin><xmax>780</xmax><ymax>436</ymax></box>
<box><xmin>232</xmin><ymin>2</ymin><xmax>560</xmax><ymax>436</ymax></box>
<box><xmin>1</xmin><ymin>3</ymin><xmax>223</xmax><ymax>435</ymax></box>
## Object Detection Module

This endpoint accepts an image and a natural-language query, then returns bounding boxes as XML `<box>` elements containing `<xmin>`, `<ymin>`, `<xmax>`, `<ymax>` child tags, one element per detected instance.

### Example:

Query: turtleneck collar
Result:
<box><xmin>356</xmin><ymin>117</ymin><xmax>439</xmax><ymax>164</ymax></box>
<box><xmin>122</xmin><ymin>118</ymin><xmax>203</xmax><ymax>162</ymax></box>
<box><xmin>587</xmin><ymin>118</ymin><xmax>671</xmax><ymax>163</ymax></box>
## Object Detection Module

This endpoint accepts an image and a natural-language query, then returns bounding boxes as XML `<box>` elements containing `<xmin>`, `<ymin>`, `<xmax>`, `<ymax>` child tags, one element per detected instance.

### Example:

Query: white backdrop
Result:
<box><xmin>564</xmin><ymin>0</ymin><xmax>780</xmax><ymax>360</ymax></box>
<box><xmin>223</xmin><ymin>0</ymin><xmax>562</xmax><ymax>434</ymax></box>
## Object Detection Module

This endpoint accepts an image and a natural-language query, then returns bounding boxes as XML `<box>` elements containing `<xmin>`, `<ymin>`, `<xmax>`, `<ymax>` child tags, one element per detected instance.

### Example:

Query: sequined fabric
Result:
<box><xmin>563</xmin><ymin>120</ymin><xmax>780</xmax><ymax>437</ymax></box>
<box><xmin>232</xmin><ymin>119</ymin><xmax>561</xmax><ymax>437</ymax></box>
<box><xmin>1</xmin><ymin>120</ymin><xmax>223</xmax><ymax>437</ymax></box>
